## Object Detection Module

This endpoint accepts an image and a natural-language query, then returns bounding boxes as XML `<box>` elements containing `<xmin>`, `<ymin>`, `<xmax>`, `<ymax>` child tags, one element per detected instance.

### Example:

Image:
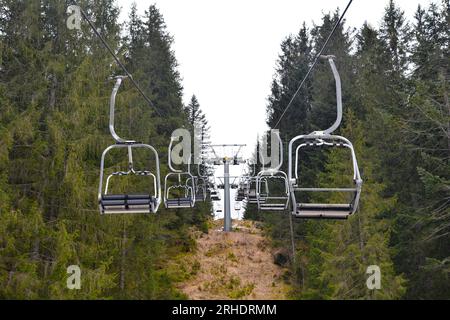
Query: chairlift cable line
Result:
<box><xmin>77</xmin><ymin>6</ymin><xmax>162</xmax><ymax>117</ymax></box>
<box><xmin>273</xmin><ymin>0</ymin><xmax>354</xmax><ymax>129</ymax></box>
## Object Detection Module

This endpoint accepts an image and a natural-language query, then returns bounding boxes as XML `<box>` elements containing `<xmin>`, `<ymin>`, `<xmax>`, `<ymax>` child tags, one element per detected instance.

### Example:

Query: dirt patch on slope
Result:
<box><xmin>177</xmin><ymin>219</ymin><xmax>289</xmax><ymax>300</ymax></box>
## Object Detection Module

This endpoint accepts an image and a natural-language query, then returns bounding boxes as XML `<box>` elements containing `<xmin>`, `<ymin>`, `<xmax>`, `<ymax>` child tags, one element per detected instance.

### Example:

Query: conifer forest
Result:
<box><xmin>0</xmin><ymin>0</ymin><xmax>448</xmax><ymax>300</ymax></box>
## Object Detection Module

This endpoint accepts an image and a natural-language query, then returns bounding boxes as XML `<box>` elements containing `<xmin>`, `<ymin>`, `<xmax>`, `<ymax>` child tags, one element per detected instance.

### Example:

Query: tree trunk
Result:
<box><xmin>49</xmin><ymin>74</ymin><xmax>57</xmax><ymax>110</ymax></box>
<box><xmin>120</xmin><ymin>220</ymin><xmax>127</xmax><ymax>292</ymax></box>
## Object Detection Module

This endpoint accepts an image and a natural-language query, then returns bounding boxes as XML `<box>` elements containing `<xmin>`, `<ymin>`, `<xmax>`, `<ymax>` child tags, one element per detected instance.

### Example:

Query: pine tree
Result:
<box><xmin>392</xmin><ymin>0</ymin><xmax>450</xmax><ymax>299</ymax></box>
<box><xmin>266</xmin><ymin>23</ymin><xmax>312</xmax><ymax>136</ymax></box>
<box><xmin>380</xmin><ymin>0</ymin><xmax>410</xmax><ymax>76</ymax></box>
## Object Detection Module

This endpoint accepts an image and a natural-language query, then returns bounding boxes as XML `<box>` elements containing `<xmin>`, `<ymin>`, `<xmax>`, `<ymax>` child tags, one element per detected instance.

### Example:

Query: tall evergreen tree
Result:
<box><xmin>266</xmin><ymin>23</ymin><xmax>312</xmax><ymax>137</ymax></box>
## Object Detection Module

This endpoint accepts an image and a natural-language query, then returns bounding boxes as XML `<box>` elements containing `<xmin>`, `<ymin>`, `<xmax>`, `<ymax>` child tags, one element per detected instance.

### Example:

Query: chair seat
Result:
<box><xmin>100</xmin><ymin>194</ymin><xmax>156</xmax><ymax>214</ymax></box>
<box><xmin>165</xmin><ymin>197</ymin><xmax>193</xmax><ymax>208</ymax></box>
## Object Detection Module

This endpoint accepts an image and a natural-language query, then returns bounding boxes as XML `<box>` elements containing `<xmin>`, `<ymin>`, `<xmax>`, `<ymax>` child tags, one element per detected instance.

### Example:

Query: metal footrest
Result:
<box><xmin>294</xmin><ymin>203</ymin><xmax>352</xmax><ymax>219</ymax></box>
<box><xmin>259</xmin><ymin>204</ymin><xmax>288</xmax><ymax>211</ymax></box>
<box><xmin>248</xmin><ymin>196</ymin><xmax>264</xmax><ymax>204</ymax></box>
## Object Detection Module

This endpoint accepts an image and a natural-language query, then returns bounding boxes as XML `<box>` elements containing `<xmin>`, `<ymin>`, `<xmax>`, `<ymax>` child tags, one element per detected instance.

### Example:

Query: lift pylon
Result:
<box><xmin>207</xmin><ymin>144</ymin><xmax>246</xmax><ymax>232</ymax></box>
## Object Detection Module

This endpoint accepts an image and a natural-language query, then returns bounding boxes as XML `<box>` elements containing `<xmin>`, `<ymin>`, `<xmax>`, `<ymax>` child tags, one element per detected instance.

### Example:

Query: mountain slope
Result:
<box><xmin>178</xmin><ymin>219</ymin><xmax>289</xmax><ymax>300</ymax></box>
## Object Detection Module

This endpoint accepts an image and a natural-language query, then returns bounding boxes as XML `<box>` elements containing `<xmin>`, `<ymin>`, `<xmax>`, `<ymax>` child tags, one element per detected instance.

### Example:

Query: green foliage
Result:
<box><xmin>261</xmin><ymin>0</ymin><xmax>449</xmax><ymax>299</ymax></box>
<box><xmin>294</xmin><ymin>113</ymin><xmax>405</xmax><ymax>299</ymax></box>
<box><xmin>0</xmin><ymin>1</ymin><xmax>211</xmax><ymax>299</ymax></box>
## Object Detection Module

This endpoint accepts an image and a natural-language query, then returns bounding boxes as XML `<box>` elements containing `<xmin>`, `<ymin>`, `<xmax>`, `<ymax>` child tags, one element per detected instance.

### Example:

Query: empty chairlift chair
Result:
<box><xmin>210</xmin><ymin>190</ymin><xmax>221</xmax><ymax>201</ymax></box>
<box><xmin>98</xmin><ymin>76</ymin><xmax>161</xmax><ymax>214</ymax></box>
<box><xmin>247</xmin><ymin>176</ymin><xmax>268</xmax><ymax>204</ymax></box>
<box><xmin>193</xmin><ymin>163</ymin><xmax>209</xmax><ymax>202</ymax></box>
<box><xmin>235</xmin><ymin>178</ymin><xmax>247</xmax><ymax>201</ymax></box>
<box><xmin>164</xmin><ymin>137</ymin><xmax>195</xmax><ymax>209</ymax></box>
<box><xmin>244</xmin><ymin>164</ymin><xmax>259</xmax><ymax>204</ymax></box>
<box><xmin>235</xmin><ymin>190</ymin><xmax>246</xmax><ymax>201</ymax></box>
<box><xmin>186</xmin><ymin>176</ymin><xmax>206</xmax><ymax>203</ymax></box>
<box><xmin>193</xmin><ymin>177</ymin><xmax>207</xmax><ymax>202</ymax></box>
<box><xmin>288</xmin><ymin>56</ymin><xmax>362</xmax><ymax>219</ymax></box>
<box><xmin>256</xmin><ymin>131</ymin><xmax>289</xmax><ymax>211</ymax></box>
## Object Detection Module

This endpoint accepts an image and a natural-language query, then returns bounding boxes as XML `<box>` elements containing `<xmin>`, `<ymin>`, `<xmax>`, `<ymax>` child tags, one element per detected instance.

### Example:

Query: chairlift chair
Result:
<box><xmin>210</xmin><ymin>190</ymin><xmax>221</xmax><ymax>201</ymax></box>
<box><xmin>247</xmin><ymin>176</ymin><xmax>268</xmax><ymax>204</ymax></box>
<box><xmin>98</xmin><ymin>76</ymin><xmax>161</xmax><ymax>215</ymax></box>
<box><xmin>245</xmin><ymin>163</ymin><xmax>265</xmax><ymax>204</ymax></box>
<box><xmin>233</xmin><ymin>174</ymin><xmax>246</xmax><ymax>201</ymax></box>
<box><xmin>288</xmin><ymin>56</ymin><xmax>362</xmax><ymax>219</ymax></box>
<box><xmin>189</xmin><ymin>176</ymin><xmax>207</xmax><ymax>202</ymax></box>
<box><xmin>235</xmin><ymin>187</ymin><xmax>246</xmax><ymax>201</ymax></box>
<box><xmin>193</xmin><ymin>162</ymin><xmax>209</xmax><ymax>202</ymax></box>
<box><xmin>256</xmin><ymin>131</ymin><xmax>289</xmax><ymax>211</ymax></box>
<box><xmin>196</xmin><ymin>178</ymin><xmax>207</xmax><ymax>202</ymax></box>
<box><xmin>210</xmin><ymin>184</ymin><xmax>221</xmax><ymax>201</ymax></box>
<box><xmin>164</xmin><ymin>137</ymin><xmax>195</xmax><ymax>209</ymax></box>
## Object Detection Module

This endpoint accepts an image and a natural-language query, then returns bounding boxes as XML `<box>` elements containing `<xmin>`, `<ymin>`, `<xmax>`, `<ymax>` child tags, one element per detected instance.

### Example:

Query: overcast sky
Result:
<box><xmin>116</xmin><ymin>0</ymin><xmax>433</xmax><ymax>160</ymax></box>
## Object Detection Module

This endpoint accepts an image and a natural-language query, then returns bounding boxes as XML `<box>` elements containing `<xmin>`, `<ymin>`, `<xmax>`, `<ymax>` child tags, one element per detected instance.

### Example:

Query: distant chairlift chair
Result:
<box><xmin>186</xmin><ymin>176</ymin><xmax>206</xmax><ymax>203</ymax></box>
<box><xmin>256</xmin><ymin>131</ymin><xmax>289</xmax><ymax>211</ymax></box>
<box><xmin>98</xmin><ymin>76</ymin><xmax>161</xmax><ymax>214</ymax></box>
<box><xmin>235</xmin><ymin>177</ymin><xmax>247</xmax><ymax>201</ymax></box>
<box><xmin>288</xmin><ymin>56</ymin><xmax>362</xmax><ymax>219</ymax></box>
<box><xmin>164</xmin><ymin>137</ymin><xmax>195</xmax><ymax>209</ymax></box>
<box><xmin>210</xmin><ymin>189</ymin><xmax>221</xmax><ymax>201</ymax></box>
<box><xmin>246</xmin><ymin>163</ymin><xmax>266</xmax><ymax>204</ymax></box>
<box><xmin>247</xmin><ymin>176</ymin><xmax>268</xmax><ymax>204</ymax></box>
<box><xmin>193</xmin><ymin>163</ymin><xmax>209</xmax><ymax>202</ymax></box>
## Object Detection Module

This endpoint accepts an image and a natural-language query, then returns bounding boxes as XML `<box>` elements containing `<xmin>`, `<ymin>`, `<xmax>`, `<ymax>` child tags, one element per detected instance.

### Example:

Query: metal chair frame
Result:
<box><xmin>98</xmin><ymin>77</ymin><xmax>161</xmax><ymax>215</ymax></box>
<box><xmin>288</xmin><ymin>56</ymin><xmax>362</xmax><ymax>219</ymax></box>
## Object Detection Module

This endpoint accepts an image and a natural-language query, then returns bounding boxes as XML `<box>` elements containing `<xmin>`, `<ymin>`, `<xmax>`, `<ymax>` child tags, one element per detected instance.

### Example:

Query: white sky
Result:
<box><xmin>117</xmin><ymin>0</ymin><xmax>433</xmax><ymax>160</ymax></box>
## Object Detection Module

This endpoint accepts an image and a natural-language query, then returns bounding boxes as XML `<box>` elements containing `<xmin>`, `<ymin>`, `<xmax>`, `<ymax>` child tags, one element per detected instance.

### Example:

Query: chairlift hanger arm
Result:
<box><xmin>321</xmin><ymin>56</ymin><xmax>343</xmax><ymax>135</ymax></box>
<box><xmin>260</xmin><ymin>130</ymin><xmax>284</xmax><ymax>172</ymax></box>
<box><xmin>109</xmin><ymin>77</ymin><xmax>136</xmax><ymax>144</ymax></box>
